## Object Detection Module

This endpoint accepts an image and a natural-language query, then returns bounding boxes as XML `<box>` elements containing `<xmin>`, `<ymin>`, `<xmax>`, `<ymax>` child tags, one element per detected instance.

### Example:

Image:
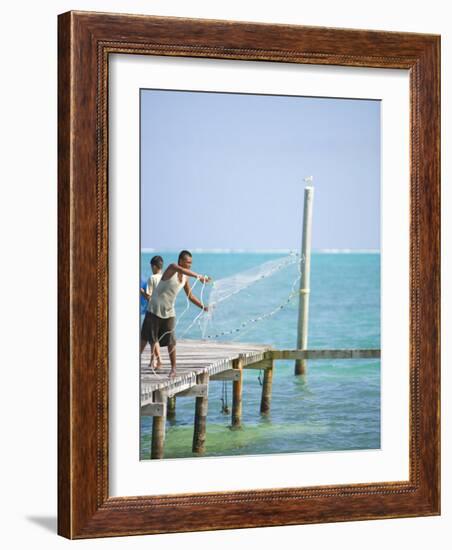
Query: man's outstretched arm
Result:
<box><xmin>184</xmin><ymin>281</ymin><xmax>208</xmax><ymax>311</ymax></box>
<box><xmin>168</xmin><ymin>263</ymin><xmax>210</xmax><ymax>283</ymax></box>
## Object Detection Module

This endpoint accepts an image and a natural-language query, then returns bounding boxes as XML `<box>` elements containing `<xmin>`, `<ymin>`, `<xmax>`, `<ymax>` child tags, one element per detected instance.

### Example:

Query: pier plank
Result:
<box><xmin>268</xmin><ymin>349</ymin><xmax>381</xmax><ymax>360</ymax></box>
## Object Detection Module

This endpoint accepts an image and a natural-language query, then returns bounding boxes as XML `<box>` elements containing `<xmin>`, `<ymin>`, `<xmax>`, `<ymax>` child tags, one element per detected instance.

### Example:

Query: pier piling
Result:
<box><xmin>167</xmin><ymin>396</ymin><xmax>176</xmax><ymax>420</ymax></box>
<box><xmin>259</xmin><ymin>359</ymin><xmax>274</xmax><ymax>415</ymax></box>
<box><xmin>231</xmin><ymin>358</ymin><xmax>243</xmax><ymax>429</ymax></box>
<box><xmin>295</xmin><ymin>184</ymin><xmax>314</xmax><ymax>376</ymax></box>
<box><xmin>192</xmin><ymin>372</ymin><xmax>209</xmax><ymax>454</ymax></box>
<box><xmin>151</xmin><ymin>390</ymin><xmax>167</xmax><ymax>459</ymax></box>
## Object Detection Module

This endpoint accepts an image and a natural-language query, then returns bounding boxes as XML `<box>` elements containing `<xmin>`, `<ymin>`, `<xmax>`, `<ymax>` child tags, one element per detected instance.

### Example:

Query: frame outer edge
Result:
<box><xmin>57</xmin><ymin>11</ymin><xmax>73</xmax><ymax>539</ymax></box>
<box><xmin>420</xmin><ymin>36</ymin><xmax>441</xmax><ymax>514</ymax></box>
<box><xmin>408</xmin><ymin>37</ymin><xmax>441</xmax><ymax>516</ymax></box>
<box><xmin>57</xmin><ymin>10</ymin><xmax>441</xmax><ymax>538</ymax></box>
<box><xmin>72</xmin><ymin>10</ymin><xmax>104</xmax><ymax>537</ymax></box>
<box><xmin>437</xmin><ymin>35</ymin><xmax>441</xmax><ymax>516</ymax></box>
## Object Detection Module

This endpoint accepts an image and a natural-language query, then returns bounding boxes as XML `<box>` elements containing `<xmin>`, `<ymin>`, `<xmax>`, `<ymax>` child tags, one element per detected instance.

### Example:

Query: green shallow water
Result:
<box><xmin>140</xmin><ymin>252</ymin><xmax>380</xmax><ymax>459</ymax></box>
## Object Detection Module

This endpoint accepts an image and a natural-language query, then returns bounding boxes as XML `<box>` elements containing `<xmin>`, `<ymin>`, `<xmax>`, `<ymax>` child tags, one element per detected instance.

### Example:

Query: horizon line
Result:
<box><xmin>140</xmin><ymin>247</ymin><xmax>380</xmax><ymax>254</ymax></box>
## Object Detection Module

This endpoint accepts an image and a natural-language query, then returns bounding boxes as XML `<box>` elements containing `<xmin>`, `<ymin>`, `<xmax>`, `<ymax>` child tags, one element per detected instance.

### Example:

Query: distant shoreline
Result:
<box><xmin>141</xmin><ymin>248</ymin><xmax>380</xmax><ymax>254</ymax></box>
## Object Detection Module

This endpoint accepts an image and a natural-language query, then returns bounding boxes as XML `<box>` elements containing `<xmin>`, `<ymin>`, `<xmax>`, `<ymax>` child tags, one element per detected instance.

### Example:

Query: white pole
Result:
<box><xmin>295</xmin><ymin>182</ymin><xmax>314</xmax><ymax>375</ymax></box>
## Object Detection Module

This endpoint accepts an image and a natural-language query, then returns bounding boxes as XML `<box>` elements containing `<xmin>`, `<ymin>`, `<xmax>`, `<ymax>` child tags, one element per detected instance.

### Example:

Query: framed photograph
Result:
<box><xmin>58</xmin><ymin>11</ymin><xmax>440</xmax><ymax>538</ymax></box>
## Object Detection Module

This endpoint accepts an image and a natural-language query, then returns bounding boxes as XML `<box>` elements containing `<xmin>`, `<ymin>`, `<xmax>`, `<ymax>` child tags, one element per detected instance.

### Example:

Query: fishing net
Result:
<box><xmin>196</xmin><ymin>252</ymin><xmax>304</xmax><ymax>342</ymax></box>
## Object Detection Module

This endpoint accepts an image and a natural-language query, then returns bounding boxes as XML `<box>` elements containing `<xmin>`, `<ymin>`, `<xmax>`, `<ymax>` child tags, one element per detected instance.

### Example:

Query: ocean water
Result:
<box><xmin>140</xmin><ymin>251</ymin><xmax>380</xmax><ymax>459</ymax></box>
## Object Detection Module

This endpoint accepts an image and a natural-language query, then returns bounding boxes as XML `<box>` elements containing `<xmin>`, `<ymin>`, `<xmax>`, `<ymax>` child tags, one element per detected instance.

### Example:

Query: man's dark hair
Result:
<box><xmin>178</xmin><ymin>250</ymin><xmax>192</xmax><ymax>263</ymax></box>
<box><xmin>150</xmin><ymin>255</ymin><xmax>163</xmax><ymax>269</ymax></box>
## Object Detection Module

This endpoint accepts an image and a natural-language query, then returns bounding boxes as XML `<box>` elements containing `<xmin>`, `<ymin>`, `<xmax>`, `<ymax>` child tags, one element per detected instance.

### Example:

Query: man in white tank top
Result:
<box><xmin>149</xmin><ymin>250</ymin><xmax>210</xmax><ymax>378</ymax></box>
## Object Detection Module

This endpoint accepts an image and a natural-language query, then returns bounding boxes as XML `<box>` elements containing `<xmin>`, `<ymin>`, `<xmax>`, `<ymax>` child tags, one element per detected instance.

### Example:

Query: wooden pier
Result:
<box><xmin>141</xmin><ymin>339</ymin><xmax>272</xmax><ymax>458</ymax></box>
<box><xmin>140</xmin><ymin>339</ymin><xmax>380</xmax><ymax>459</ymax></box>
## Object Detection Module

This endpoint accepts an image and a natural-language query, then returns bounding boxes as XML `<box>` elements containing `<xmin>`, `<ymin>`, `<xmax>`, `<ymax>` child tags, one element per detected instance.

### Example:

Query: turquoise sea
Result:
<box><xmin>140</xmin><ymin>251</ymin><xmax>380</xmax><ymax>459</ymax></box>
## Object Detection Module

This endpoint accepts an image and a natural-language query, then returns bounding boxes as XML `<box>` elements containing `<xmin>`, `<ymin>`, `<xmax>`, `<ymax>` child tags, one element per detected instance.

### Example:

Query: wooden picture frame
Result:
<box><xmin>58</xmin><ymin>10</ymin><xmax>440</xmax><ymax>539</ymax></box>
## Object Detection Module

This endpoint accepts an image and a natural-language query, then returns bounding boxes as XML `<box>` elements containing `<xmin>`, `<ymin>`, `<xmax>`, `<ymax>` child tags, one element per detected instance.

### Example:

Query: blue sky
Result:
<box><xmin>141</xmin><ymin>89</ymin><xmax>380</xmax><ymax>251</ymax></box>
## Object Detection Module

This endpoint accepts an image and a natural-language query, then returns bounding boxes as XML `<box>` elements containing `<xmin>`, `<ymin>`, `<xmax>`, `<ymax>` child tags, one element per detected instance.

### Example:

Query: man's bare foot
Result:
<box><xmin>168</xmin><ymin>369</ymin><xmax>177</xmax><ymax>379</ymax></box>
<box><xmin>150</xmin><ymin>359</ymin><xmax>163</xmax><ymax>370</ymax></box>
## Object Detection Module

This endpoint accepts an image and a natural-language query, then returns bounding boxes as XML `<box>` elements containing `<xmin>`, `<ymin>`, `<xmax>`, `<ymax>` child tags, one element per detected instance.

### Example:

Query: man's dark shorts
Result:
<box><xmin>141</xmin><ymin>312</ymin><xmax>176</xmax><ymax>347</ymax></box>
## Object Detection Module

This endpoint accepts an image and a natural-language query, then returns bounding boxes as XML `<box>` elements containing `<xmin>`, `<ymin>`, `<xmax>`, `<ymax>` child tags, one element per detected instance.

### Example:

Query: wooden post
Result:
<box><xmin>295</xmin><ymin>184</ymin><xmax>314</xmax><ymax>376</ymax></box>
<box><xmin>231</xmin><ymin>358</ymin><xmax>243</xmax><ymax>429</ymax></box>
<box><xmin>192</xmin><ymin>371</ymin><xmax>209</xmax><ymax>454</ymax></box>
<box><xmin>260</xmin><ymin>360</ymin><xmax>274</xmax><ymax>415</ymax></box>
<box><xmin>151</xmin><ymin>390</ymin><xmax>167</xmax><ymax>459</ymax></box>
<box><xmin>167</xmin><ymin>396</ymin><xmax>176</xmax><ymax>420</ymax></box>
